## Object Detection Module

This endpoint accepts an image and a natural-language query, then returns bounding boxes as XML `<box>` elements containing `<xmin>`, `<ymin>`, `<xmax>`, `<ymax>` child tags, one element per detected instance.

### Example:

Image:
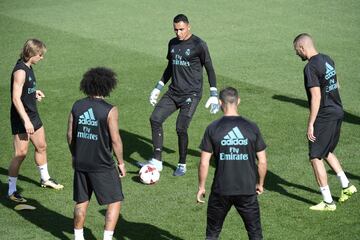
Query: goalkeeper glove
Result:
<box><xmin>205</xmin><ymin>87</ymin><xmax>220</xmax><ymax>114</ymax></box>
<box><xmin>149</xmin><ymin>81</ymin><xmax>164</xmax><ymax>106</ymax></box>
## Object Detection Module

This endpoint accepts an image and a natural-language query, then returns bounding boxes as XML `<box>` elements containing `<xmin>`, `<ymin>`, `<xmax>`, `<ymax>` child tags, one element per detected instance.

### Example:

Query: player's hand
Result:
<box><xmin>205</xmin><ymin>96</ymin><xmax>220</xmax><ymax>114</ymax></box>
<box><xmin>256</xmin><ymin>184</ymin><xmax>264</xmax><ymax>195</ymax></box>
<box><xmin>118</xmin><ymin>163</ymin><xmax>126</xmax><ymax>178</ymax></box>
<box><xmin>24</xmin><ymin>120</ymin><xmax>34</xmax><ymax>134</ymax></box>
<box><xmin>197</xmin><ymin>188</ymin><xmax>206</xmax><ymax>203</ymax></box>
<box><xmin>205</xmin><ymin>87</ymin><xmax>220</xmax><ymax>114</ymax></box>
<box><xmin>149</xmin><ymin>88</ymin><xmax>161</xmax><ymax>106</ymax></box>
<box><xmin>307</xmin><ymin>124</ymin><xmax>316</xmax><ymax>142</ymax></box>
<box><xmin>36</xmin><ymin>90</ymin><xmax>45</xmax><ymax>102</ymax></box>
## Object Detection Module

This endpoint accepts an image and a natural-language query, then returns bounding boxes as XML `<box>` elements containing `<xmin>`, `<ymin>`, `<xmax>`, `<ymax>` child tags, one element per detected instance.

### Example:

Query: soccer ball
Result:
<box><xmin>139</xmin><ymin>164</ymin><xmax>160</xmax><ymax>185</ymax></box>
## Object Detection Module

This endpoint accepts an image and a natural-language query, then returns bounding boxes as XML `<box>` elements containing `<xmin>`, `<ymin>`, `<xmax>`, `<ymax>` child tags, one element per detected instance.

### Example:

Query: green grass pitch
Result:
<box><xmin>0</xmin><ymin>0</ymin><xmax>359</xmax><ymax>239</ymax></box>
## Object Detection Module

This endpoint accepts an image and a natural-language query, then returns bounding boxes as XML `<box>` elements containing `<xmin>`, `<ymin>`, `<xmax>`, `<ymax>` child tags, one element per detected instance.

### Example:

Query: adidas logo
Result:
<box><xmin>221</xmin><ymin>127</ymin><xmax>248</xmax><ymax>146</ymax></box>
<box><xmin>185</xmin><ymin>97</ymin><xmax>192</xmax><ymax>103</ymax></box>
<box><xmin>78</xmin><ymin>108</ymin><xmax>98</xmax><ymax>126</ymax></box>
<box><xmin>325</xmin><ymin>62</ymin><xmax>336</xmax><ymax>80</ymax></box>
<box><xmin>325</xmin><ymin>62</ymin><xmax>334</xmax><ymax>73</ymax></box>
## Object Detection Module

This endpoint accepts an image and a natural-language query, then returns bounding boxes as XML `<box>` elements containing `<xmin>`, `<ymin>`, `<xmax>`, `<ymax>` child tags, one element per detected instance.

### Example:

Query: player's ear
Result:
<box><xmin>219</xmin><ymin>99</ymin><xmax>224</xmax><ymax>110</ymax></box>
<box><xmin>237</xmin><ymin>97</ymin><xmax>240</xmax><ymax>105</ymax></box>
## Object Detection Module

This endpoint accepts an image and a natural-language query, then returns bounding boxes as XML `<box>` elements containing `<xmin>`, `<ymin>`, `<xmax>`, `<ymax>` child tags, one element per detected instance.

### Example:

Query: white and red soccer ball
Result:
<box><xmin>139</xmin><ymin>164</ymin><xmax>160</xmax><ymax>184</ymax></box>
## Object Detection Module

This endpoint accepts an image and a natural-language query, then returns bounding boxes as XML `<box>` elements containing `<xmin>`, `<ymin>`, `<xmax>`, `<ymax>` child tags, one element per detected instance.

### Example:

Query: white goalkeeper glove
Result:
<box><xmin>149</xmin><ymin>81</ymin><xmax>164</xmax><ymax>106</ymax></box>
<box><xmin>205</xmin><ymin>87</ymin><xmax>220</xmax><ymax>114</ymax></box>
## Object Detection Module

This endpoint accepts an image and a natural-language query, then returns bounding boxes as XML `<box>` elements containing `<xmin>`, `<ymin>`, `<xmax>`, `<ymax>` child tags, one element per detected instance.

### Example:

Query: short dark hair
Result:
<box><xmin>173</xmin><ymin>14</ymin><xmax>189</xmax><ymax>23</ymax></box>
<box><xmin>80</xmin><ymin>67</ymin><xmax>117</xmax><ymax>97</ymax></box>
<box><xmin>293</xmin><ymin>33</ymin><xmax>312</xmax><ymax>44</ymax></box>
<box><xmin>220</xmin><ymin>87</ymin><xmax>239</xmax><ymax>104</ymax></box>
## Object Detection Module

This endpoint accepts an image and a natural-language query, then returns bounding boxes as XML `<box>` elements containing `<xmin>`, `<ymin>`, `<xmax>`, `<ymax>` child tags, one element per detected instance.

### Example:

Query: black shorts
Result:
<box><xmin>10</xmin><ymin>110</ymin><xmax>42</xmax><ymax>135</ymax></box>
<box><xmin>150</xmin><ymin>91</ymin><xmax>200</xmax><ymax>129</ymax></box>
<box><xmin>73</xmin><ymin>168</ymin><xmax>124</xmax><ymax>205</ymax></box>
<box><xmin>309</xmin><ymin>119</ymin><xmax>342</xmax><ymax>159</ymax></box>
<box><xmin>206</xmin><ymin>192</ymin><xmax>262</xmax><ymax>240</ymax></box>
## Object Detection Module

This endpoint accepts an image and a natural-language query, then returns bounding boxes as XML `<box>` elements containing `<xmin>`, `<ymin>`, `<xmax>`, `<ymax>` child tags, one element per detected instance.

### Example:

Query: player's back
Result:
<box><xmin>205</xmin><ymin>116</ymin><xmax>266</xmax><ymax>195</ymax></box>
<box><xmin>71</xmin><ymin>97</ymin><xmax>115</xmax><ymax>172</ymax></box>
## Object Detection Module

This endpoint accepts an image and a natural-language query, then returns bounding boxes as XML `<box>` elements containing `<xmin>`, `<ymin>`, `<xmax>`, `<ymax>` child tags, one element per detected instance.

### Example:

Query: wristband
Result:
<box><xmin>210</xmin><ymin>87</ymin><xmax>218</xmax><ymax>97</ymax></box>
<box><xmin>155</xmin><ymin>81</ymin><xmax>165</xmax><ymax>90</ymax></box>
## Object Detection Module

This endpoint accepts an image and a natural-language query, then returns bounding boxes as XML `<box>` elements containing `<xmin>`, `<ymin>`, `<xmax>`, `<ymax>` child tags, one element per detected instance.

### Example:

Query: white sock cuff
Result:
<box><xmin>74</xmin><ymin>228</ymin><xmax>84</xmax><ymax>240</ymax></box>
<box><xmin>38</xmin><ymin>164</ymin><xmax>50</xmax><ymax>181</ymax></box>
<box><xmin>38</xmin><ymin>163</ymin><xmax>48</xmax><ymax>169</ymax></box>
<box><xmin>103</xmin><ymin>230</ymin><xmax>114</xmax><ymax>240</ymax></box>
<box><xmin>320</xmin><ymin>185</ymin><xmax>333</xmax><ymax>203</ymax></box>
<box><xmin>320</xmin><ymin>185</ymin><xmax>330</xmax><ymax>191</ymax></box>
<box><xmin>336</xmin><ymin>171</ymin><xmax>350</xmax><ymax>188</ymax></box>
<box><xmin>8</xmin><ymin>176</ymin><xmax>18</xmax><ymax>195</ymax></box>
<box><xmin>9</xmin><ymin>176</ymin><xmax>18</xmax><ymax>182</ymax></box>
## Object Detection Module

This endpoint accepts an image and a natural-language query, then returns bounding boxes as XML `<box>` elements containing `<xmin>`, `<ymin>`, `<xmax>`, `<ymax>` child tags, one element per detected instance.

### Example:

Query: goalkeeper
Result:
<box><xmin>140</xmin><ymin>14</ymin><xmax>219</xmax><ymax>176</ymax></box>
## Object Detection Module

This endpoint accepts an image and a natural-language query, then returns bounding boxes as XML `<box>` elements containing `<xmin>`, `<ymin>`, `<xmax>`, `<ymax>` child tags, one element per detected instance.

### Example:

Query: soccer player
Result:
<box><xmin>197</xmin><ymin>87</ymin><xmax>267</xmax><ymax>240</ymax></box>
<box><xmin>293</xmin><ymin>33</ymin><xmax>357</xmax><ymax>211</ymax></box>
<box><xmin>8</xmin><ymin>39</ymin><xmax>64</xmax><ymax>203</ymax></box>
<box><xmin>67</xmin><ymin>67</ymin><xmax>126</xmax><ymax>240</ymax></box>
<box><xmin>141</xmin><ymin>14</ymin><xmax>220</xmax><ymax>176</ymax></box>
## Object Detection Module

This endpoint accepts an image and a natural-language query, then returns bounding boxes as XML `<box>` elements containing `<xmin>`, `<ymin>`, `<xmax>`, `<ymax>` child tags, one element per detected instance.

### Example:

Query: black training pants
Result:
<box><xmin>206</xmin><ymin>192</ymin><xmax>263</xmax><ymax>240</ymax></box>
<box><xmin>150</xmin><ymin>91</ymin><xmax>200</xmax><ymax>163</ymax></box>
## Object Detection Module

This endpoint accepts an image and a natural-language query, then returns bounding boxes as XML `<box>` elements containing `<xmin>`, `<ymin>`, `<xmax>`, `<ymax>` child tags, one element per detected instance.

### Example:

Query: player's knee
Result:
<box><xmin>176</xmin><ymin>127</ymin><xmax>188</xmax><ymax>135</ymax></box>
<box><xmin>15</xmin><ymin>153</ymin><xmax>27</xmax><ymax>162</ymax></box>
<box><xmin>15</xmin><ymin>148</ymin><xmax>28</xmax><ymax>160</ymax></box>
<box><xmin>176</xmin><ymin>116</ymin><xmax>191</xmax><ymax>134</ymax></box>
<box><xmin>176</xmin><ymin>121</ymin><xmax>189</xmax><ymax>135</ymax></box>
<box><xmin>150</xmin><ymin>118</ymin><xmax>162</xmax><ymax>129</ymax></box>
<box><xmin>35</xmin><ymin>142</ymin><xmax>47</xmax><ymax>153</ymax></box>
<box><xmin>74</xmin><ymin>207</ymin><xmax>87</xmax><ymax>219</ymax></box>
<box><xmin>106</xmin><ymin>202</ymin><xmax>121</xmax><ymax>216</ymax></box>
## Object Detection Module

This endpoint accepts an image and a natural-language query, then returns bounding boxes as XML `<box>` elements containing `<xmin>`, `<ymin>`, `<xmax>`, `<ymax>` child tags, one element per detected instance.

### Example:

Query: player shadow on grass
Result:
<box><xmin>0</xmin><ymin>179</ymin><xmax>96</xmax><ymax>240</ymax></box>
<box><xmin>265</xmin><ymin>170</ymin><xmax>318</xmax><ymax>205</ymax></box>
<box><xmin>0</xmin><ymin>167</ymin><xmax>40</xmax><ymax>187</ymax></box>
<box><xmin>99</xmin><ymin>210</ymin><xmax>184</xmax><ymax>240</ymax></box>
<box><xmin>120</xmin><ymin>129</ymin><xmax>200</xmax><ymax>171</ymax></box>
<box><xmin>272</xmin><ymin>95</ymin><xmax>360</xmax><ymax>125</ymax></box>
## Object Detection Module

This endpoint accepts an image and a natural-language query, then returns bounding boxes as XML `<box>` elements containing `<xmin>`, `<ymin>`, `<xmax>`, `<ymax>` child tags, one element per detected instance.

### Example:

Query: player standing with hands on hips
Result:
<box><xmin>293</xmin><ymin>33</ymin><xmax>357</xmax><ymax>211</ymax></box>
<box><xmin>197</xmin><ymin>87</ymin><xmax>267</xmax><ymax>240</ymax></box>
<box><xmin>8</xmin><ymin>39</ymin><xmax>64</xmax><ymax>203</ymax></box>
<box><xmin>67</xmin><ymin>67</ymin><xmax>126</xmax><ymax>240</ymax></box>
<box><xmin>140</xmin><ymin>14</ymin><xmax>220</xmax><ymax>176</ymax></box>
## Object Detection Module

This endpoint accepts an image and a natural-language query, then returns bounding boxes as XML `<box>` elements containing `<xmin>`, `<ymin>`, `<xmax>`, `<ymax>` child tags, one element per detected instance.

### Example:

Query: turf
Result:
<box><xmin>0</xmin><ymin>0</ymin><xmax>359</xmax><ymax>239</ymax></box>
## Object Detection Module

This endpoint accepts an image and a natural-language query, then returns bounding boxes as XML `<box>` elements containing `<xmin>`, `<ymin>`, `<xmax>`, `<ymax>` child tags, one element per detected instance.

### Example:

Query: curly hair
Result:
<box><xmin>80</xmin><ymin>67</ymin><xmax>118</xmax><ymax>97</ymax></box>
